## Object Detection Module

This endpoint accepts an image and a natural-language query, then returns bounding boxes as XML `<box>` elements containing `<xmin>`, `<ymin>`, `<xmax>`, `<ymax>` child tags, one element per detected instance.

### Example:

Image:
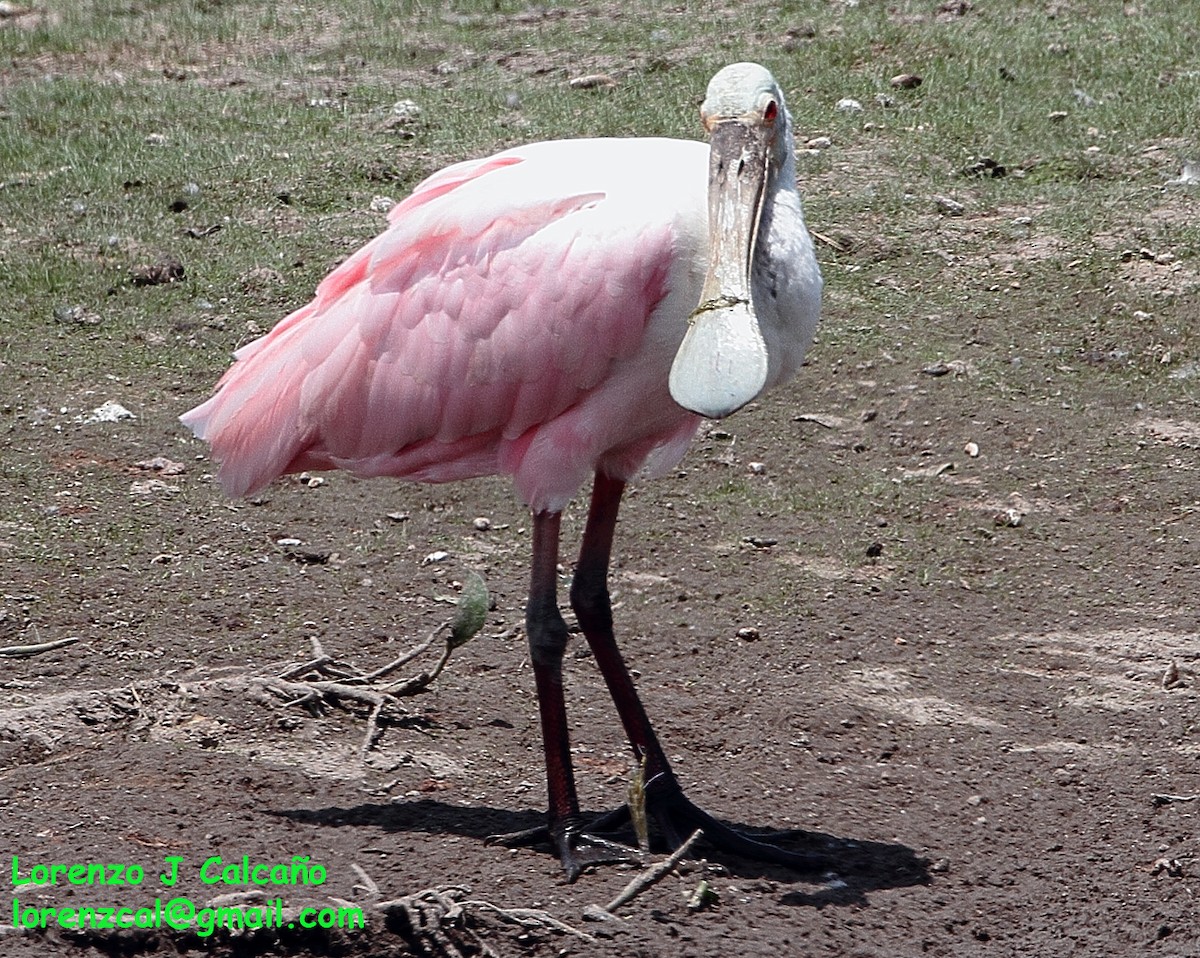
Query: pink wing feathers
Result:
<box><xmin>181</xmin><ymin>141</ymin><xmax>701</xmax><ymax>510</ymax></box>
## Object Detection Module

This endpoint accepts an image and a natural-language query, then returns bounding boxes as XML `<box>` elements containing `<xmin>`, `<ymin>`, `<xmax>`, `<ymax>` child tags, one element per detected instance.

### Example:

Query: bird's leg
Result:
<box><xmin>569</xmin><ymin>475</ymin><xmax>677</xmax><ymax>789</ymax></box>
<box><xmin>569</xmin><ymin>472</ymin><xmax>824</xmax><ymax>871</ymax></box>
<box><xmin>510</xmin><ymin>509</ymin><xmax>637</xmax><ymax>881</ymax></box>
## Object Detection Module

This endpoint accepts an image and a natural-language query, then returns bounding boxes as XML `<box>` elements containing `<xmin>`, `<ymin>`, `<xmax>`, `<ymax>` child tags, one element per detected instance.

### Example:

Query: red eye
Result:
<box><xmin>764</xmin><ymin>100</ymin><xmax>778</xmax><ymax>123</ymax></box>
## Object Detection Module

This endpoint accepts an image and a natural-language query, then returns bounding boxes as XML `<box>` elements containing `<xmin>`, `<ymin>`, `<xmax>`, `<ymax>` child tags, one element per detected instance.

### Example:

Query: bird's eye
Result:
<box><xmin>763</xmin><ymin>99</ymin><xmax>778</xmax><ymax>123</ymax></box>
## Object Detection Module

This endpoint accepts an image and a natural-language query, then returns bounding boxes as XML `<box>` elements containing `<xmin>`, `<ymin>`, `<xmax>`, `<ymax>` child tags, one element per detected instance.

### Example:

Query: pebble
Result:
<box><xmin>391</xmin><ymin>99</ymin><xmax>422</xmax><ymax>122</ymax></box>
<box><xmin>835</xmin><ymin>97</ymin><xmax>864</xmax><ymax>113</ymax></box>
<box><xmin>994</xmin><ymin>508</ymin><xmax>1023</xmax><ymax>528</ymax></box>
<box><xmin>422</xmin><ymin>550</ymin><xmax>450</xmax><ymax>566</ymax></box>
<box><xmin>473</xmin><ymin>517</ymin><xmax>492</xmax><ymax>531</ymax></box>
<box><xmin>80</xmin><ymin>400</ymin><xmax>135</xmax><ymax>424</ymax></box>
<box><xmin>933</xmin><ymin>195</ymin><xmax>965</xmax><ymax>216</ymax></box>
<box><xmin>568</xmin><ymin>74</ymin><xmax>617</xmax><ymax>90</ymax></box>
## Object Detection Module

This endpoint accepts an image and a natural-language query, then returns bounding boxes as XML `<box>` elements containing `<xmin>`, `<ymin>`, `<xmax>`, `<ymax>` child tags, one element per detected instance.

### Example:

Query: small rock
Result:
<box><xmin>81</xmin><ymin>400</ymin><xmax>135</xmax><ymax>424</ymax></box>
<box><xmin>795</xmin><ymin>412</ymin><xmax>849</xmax><ymax>429</ymax></box>
<box><xmin>53</xmin><ymin>304</ymin><xmax>101</xmax><ymax>326</ymax></box>
<box><xmin>130</xmin><ymin>254</ymin><xmax>185</xmax><ymax>287</ymax></box>
<box><xmin>1167</xmin><ymin>161</ymin><xmax>1200</xmax><ymax>187</ymax></box>
<box><xmin>286</xmin><ymin>549</ymin><xmax>330</xmax><ymax>566</ymax></box>
<box><xmin>737</xmin><ymin>627</ymin><xmax>760</xmax><ymax>642</ymax></box>
<box><xmin>239</xmin><ymin>266</ymin><xmax>285</xmax><ymax>291</ymax></box>
<box><xmin>994</xmin><ymin>508</ymin><xmax>1023</xmax><ymax>528</ymax></box>
<box><xmin>865</xmin><ymin>542</ymin><xmax>883</xmax><ymax>558</ymax></box>
<box><xmin>835</xmin><ymin>97</ymin><xmax>864</xmax><ymax>113</ymax></box>
<box><xmin>806</xmin><ymin>136</ymin><xmax>833</xmax><ymax>150</ymax></box>
<box><xmin>297</xmin><ymin>472</ymin><xmax>325</xmax><ymax>488</ymax></box>
<box><xmin>473</xmin><ymin>517</ymin><xmax>492</xmax><ymax>531</ymax></box>
<box><xmin>964</xmin><ymin>441</ymin><xmax>980</xmax><ymax>458</ymax></box>
<box><xmin>1162</xmin><ymin>660</ymin><xmax>1181</xmax><ymax>689</ymax></box>
<box><xmin>962</xmin><ymin>156</ymin><xmax>1006</xmax><ymax>178</ymax></box>
<box><xmin>890</xmin><ymin>73</ymin><xmax>923</xmax><ymax>90</ymax></box>
<box><xmin>130</xmin><ymin>478</ymin><xmax>178</xmax><ymax>496</ymax></box>
<box><xmin>568</xmin><ymin>74</ymin><xmax>617</xmax><ymax>90</ymax></box>
<box><xmin>369</xmin><ymin>195</ymin><xmax>395</xmax><ymax>213</ymax></box>
<box><xmin>134</xmin><ymin>456</ymin><xmax>185</xmax><ymax>476</ymax></box>
<box><xmin>933</xmin><ymin>195</ymin><xmax>965</xmax><ymax>216</ymax></box>
<box><xmin>390</xmin><ymin>98</ymin><xmax>422</xmax><ymax>122</ymax></box>
<box><xmin>1048</xmin><ymin>110</ymin><xmax>1069</xmax><ymax>122</ymax></box>
<box><xmin>1150</xmin><ymin>858</ymin><xmax>1185</xmax><ymax>878</ymax></box>
<box><xmin>742</xmin><ymin>536</ymin><xmax>777</xmax><ymax>549</ymax></box>
<box><xmin>422</xmin><ymin>550</ymin><xmax>450</xmax><ymax>566</ymax></box>
<box><xmin>748</xmin><ymin>461</ymin><xmax>766</xmax><ymax>475</ymax></box>
<box><xmin>939</xmin><ymin>0</ymin><xmax>971</xmax><ymax>14</ymax></box>
<box><xmin>386</xmin><ymin>511</ymin><xmax>410</xmax><ymax>522</ymax></box>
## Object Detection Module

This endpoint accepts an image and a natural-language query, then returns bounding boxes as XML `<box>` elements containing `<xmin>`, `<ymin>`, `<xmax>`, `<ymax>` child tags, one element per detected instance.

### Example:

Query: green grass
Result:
<box><xmin>1</xmin><ymin>0</ymin><xmax>1196</xmax><ymax>484</ymax></box>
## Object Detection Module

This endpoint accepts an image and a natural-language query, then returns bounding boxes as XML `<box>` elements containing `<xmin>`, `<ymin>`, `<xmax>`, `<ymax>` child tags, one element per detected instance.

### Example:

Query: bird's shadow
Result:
<box><xmin>274</xmin><ymin>799</ymin><xmax>929</xmax><ymax>907</ymax></box>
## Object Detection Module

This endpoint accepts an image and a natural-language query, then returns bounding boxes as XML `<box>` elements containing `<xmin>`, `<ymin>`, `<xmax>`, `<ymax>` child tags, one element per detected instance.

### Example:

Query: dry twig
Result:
<box><xmin>1152</xmin><ymin>793</ymin><xmax>1200</xmax><ymax>806</ymax></box>
<box><xmin>0</xmin><ymin>636</ymin><xmax>80</xmax><ymax>658</ymax></box>
<box><xmin>376</xmin><ymin>885</ymin><xmax>595</xmax><ymax>957</ymax></box>
<box><xmin>584</xmin><ymin>828</ymin><xmax>705</xmax><ymax>921</ymax></box>
<box><xmin>259</xmin><ymin>573</ymin><xmax>489</xmax><ymax>758</ymax></box>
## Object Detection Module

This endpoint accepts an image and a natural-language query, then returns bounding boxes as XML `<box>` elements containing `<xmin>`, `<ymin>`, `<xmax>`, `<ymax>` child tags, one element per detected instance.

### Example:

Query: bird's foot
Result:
<box><xmin>636</xmin><ymin>779</ymin><xmax>826</xmax><ymax>872</ymax></box>
<box><xmin>487</xmin><ymin>818</ymin><xmax>644</xmax><ymax>883</ymax></box>
<box><xmin>488</xmin><ymin>779</ymin><xmax>823</xmax><ymax>881</ymax></box>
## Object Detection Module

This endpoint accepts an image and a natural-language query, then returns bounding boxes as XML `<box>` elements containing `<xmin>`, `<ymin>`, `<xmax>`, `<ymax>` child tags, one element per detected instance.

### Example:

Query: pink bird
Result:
<box><xmin>182</xmin><ymin>62</ymin><xmax>822</xmax><ymax>880</ymax></box>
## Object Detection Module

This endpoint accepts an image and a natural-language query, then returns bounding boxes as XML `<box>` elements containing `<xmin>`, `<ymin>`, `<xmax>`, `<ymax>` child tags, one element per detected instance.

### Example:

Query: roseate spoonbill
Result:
<box><xmin>182</xmin><ymin>62</ymin><xmax>823</xmax><ymax>880</ymax></box>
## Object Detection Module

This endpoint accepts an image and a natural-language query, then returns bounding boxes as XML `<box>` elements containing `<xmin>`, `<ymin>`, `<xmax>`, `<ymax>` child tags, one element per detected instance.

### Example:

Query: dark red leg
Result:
<box><xmin>569</xmin><ymin>472</ymin><xmax>823</xmax><ymax>870</ymax></box>
<box><xmin>510</xmin><ymin>509</ymin><xmax>636</xmax><ymax>881</ymax></box>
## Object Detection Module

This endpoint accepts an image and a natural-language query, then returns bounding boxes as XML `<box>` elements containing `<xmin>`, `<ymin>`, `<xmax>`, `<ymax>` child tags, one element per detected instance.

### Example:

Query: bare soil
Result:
<box><xmin>2</xmin><ymin>8</ymin><xmax>1198</xmax><ymax>950</ymax></box>
<box><xmin>3</xmin><ymin>308</ymin><xmax>1198</xmax><ymax>956</ymax></box>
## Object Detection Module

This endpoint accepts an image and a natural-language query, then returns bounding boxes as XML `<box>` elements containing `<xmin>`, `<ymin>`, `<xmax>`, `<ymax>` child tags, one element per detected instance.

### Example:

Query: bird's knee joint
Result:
<box><xmin>526</xmin><ymin>605</ymin><xmax>570</xmax><ymax>666</ymax></box>
<box><xmin>569</xmin><ymin>573</ymin><xmax>612</xmax><ymax>633</ymax></box>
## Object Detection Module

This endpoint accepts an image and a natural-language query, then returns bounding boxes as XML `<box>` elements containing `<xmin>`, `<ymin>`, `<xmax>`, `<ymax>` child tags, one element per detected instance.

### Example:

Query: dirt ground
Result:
<box><xmin>2</xmin><ymin>13</ymin><xmax>1199</xmax><ymax>953</ymax></box>
<box><xmin>4</xmin><ymin>300</ymin><xmax>1199</xmax><ymax>956</ymax></box>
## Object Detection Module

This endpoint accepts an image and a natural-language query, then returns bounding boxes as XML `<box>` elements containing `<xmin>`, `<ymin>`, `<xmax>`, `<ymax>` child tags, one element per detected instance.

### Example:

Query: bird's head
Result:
<box><xmin>699</xmin><ymin>62</ymin><xmax>793</xmax><ymax>175</ymax></box>
<box><xmin>669</xmin><ymin>63</ymin><xmax>796</xmax><ymax>420</ymax></box>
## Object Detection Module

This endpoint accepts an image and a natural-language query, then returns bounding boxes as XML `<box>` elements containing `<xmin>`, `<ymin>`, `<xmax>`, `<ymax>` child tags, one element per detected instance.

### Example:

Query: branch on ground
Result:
<box><xmin>256</xmin><ymin>572</ymin><xmax>489</xmax><ymax>758</ymax></box>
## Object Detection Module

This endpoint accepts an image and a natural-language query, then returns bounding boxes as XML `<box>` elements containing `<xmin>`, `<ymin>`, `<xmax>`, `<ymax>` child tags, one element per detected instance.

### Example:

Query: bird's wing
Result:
<box><xmin>181</xmin><ymin>141</ymin><xmax>688</xmax><ymax>497</ymax></box>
